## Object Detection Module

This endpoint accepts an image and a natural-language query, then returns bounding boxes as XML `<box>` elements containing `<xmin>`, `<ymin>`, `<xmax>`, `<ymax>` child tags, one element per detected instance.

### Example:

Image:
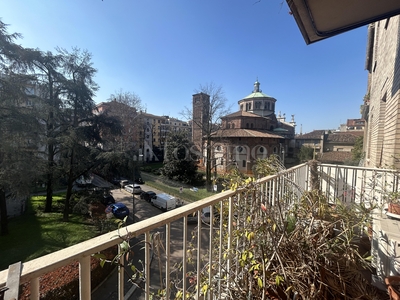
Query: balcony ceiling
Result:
<box><xmin>286</xmin><ymin>0</ymin><xmax>400</xmax><ymax>44</ymax></box>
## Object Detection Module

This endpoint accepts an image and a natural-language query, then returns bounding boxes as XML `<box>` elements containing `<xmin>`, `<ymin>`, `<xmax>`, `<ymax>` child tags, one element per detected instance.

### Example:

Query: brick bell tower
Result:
<box><xmin>192</xmin><ymin>92</ymin><xmax>210</xmax><ymax>160</ymax></box>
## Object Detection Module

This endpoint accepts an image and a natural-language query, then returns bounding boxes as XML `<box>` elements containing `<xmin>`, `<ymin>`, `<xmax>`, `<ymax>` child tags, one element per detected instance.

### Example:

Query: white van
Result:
<box><xmin>151</xmin><ymin>193</ymin><xmax>177</xmax><ymax>211</ymax></box>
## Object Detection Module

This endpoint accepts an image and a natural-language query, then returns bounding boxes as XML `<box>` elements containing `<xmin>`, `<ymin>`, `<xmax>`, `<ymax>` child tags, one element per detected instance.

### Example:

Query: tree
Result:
<box><xmin>0</xmin><ymin>20</ymin><xmax>43</xmax><ymax>234</ymax></box>
<box><xmin>27</xmin><ymin>48</ymin><xmax>65</xmax><ymax>212</ymax></box>
<box><xmin>161</xmin><ymin>131</ymin><xmax>201</xmax><ymax>184</ymax></box>
<box><xmin>181</xmin><ymin>82</ymin><xmax>231</xmax><ymax>190</ymax></box>
<box><xmin>297</xmin><ymin>145</ymin><xmax>314</xmax><ymax>162</ymax></box>
<box><xmin>352</xmin><ymin>136</ymin><xmax>364</xmax><ymax>163</ymax></box>
<box><xmin>54</xmin><ymin>48</ymin><xmax>99</xmax><ymax>221</ymax></box>
<box><xmin>252</xmin><ymin>155</ymin><xmax>284</xmax><ymax>178</ymax></box>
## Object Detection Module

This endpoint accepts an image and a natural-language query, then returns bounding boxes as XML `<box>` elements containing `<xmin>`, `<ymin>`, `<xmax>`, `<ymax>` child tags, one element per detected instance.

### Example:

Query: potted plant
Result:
<box><xmin>388</xmin><ymin>192</ymin><xmax>400</xmax><ymax>215</ymax></box>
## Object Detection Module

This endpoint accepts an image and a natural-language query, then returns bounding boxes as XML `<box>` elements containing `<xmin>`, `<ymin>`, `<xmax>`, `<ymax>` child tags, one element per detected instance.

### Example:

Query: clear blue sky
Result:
<box><xmin>2</xmin><ymin>0</ymin><xmax>368</xmax><ymax>134</ymax></box>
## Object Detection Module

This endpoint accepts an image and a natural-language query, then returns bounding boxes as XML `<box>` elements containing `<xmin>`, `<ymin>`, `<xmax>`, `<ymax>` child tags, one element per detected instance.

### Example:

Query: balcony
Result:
<box><xmin>0</xmin><ymin>162</ymin><xmax>398</xmax><ymax>299</ymax></box>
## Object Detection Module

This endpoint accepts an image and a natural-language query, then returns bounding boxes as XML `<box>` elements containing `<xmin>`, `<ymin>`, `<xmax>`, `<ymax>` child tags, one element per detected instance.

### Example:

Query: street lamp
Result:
<box><xmin>130</xmin><ymin>112</ymin><xmax>142</xmax><ymax>224</ymax></box>
<box><xmin>132</xmin><ymin>154</ymin><xmax>137</xmax><ymax>223</ymax></box>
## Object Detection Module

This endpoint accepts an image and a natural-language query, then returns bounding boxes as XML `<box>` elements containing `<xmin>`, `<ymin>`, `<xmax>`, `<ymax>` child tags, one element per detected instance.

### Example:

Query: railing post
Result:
<box><xmin>30</xmin><ymin>277</ymin><xmax>39</xmax><ymax>299</ymax></box>
<box><xmin>118</xmin><ymin>246</ymin><xmax>124</xmax><ymax>300</ymax></box>
<box><xmin>145</xmin><ymin>232</ymin><xmax>150</xmax><ymax>300</ymax></box>
<box><xmin>79</xmin><ymin>256</ymin><xmax>91</xmax><ymax>300</ymax></box>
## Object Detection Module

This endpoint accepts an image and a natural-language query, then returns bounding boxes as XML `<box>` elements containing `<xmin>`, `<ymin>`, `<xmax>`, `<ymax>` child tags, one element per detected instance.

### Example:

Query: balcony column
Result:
<box><xmin>30</xmin><ymin>277</ymin><xmax>39</xmax><ymax>299</ymax></box>
<box><xmin>118</xmin><ymin>247</ymin><xmax>124</xmax><ymax>300</ymax></box>
<box><xmin>79</xmin><ymin>255</ymin><xmax>91</xmax><ymax>299</ymax></box>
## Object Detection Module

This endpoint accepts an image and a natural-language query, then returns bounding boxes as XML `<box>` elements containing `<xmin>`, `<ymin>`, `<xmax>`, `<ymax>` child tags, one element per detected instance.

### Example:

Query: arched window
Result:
<box><xmin>259</xmin><ymin>147</ymin><xmax>265</xmax><ymax>153</ymax></box>
<box><xmin>250</xmin><ymin>123</ymin><xmax>254</xmax><ymax>129</ymax></box>
<box><xmin>232</xmin><ymin>123</ymin><xmax>235</xmax><ymax>129</ymax></box>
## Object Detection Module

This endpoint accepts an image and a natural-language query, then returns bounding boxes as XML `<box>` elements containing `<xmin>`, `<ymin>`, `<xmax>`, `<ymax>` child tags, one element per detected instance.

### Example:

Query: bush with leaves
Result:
<box><xmin>185</xmin><ymin>177</ymin><xmax>381</xmax><ymax>300</ymax></box>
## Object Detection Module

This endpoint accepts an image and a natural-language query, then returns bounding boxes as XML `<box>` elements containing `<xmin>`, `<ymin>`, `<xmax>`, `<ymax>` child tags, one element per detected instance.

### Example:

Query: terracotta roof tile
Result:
<box><xmin>296</xmin><ymin>130</ymin><xmax>325</xmax><ymax>139</ymax></box>
<box><xmin>326</xmin><ymin>132</ymin><xmax>362</xmax><ymax>143</ymax></box>
<box><xmin>318</xmin><ymin>151</ymin><xmax>353</xmax><ymax>163</ymax></box>
<box><xmin>211</xmin><ymin>129</ymin><xmax>283</xmax><ymax>139</ymax></box>
<box><xmin>223</xmin><ymin>111</ymin><xmax>266</xmax><ymax>119</ymax></box>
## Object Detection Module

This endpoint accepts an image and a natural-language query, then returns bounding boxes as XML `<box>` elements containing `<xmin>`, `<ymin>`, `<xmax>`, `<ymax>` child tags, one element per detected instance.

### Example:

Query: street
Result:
<box><xmin>91</xmin><ymin>183</ymin><xmax>212</xmax><ymax>300</ymax></box>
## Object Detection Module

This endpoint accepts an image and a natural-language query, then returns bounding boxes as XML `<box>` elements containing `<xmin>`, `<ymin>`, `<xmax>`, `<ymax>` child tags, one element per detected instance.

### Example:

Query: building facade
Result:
<box><xmin>200</xmin><ymin>80</ymin><xmax>296</xmax><ymax>174</ymax></box>
<box><xmin>362</xmin><ymin>16</ymin><xmax>400</xmax><ymax>169</ymax></box>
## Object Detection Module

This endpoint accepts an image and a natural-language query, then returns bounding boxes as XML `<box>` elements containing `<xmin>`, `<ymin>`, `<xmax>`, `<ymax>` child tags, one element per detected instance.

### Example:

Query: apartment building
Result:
<box><xmin>140</xmin><ymin>113</ymin><xmax>191</xmax><ymax>162</ymax></box>
<box><xmin>362</xmin><ymin>16</ymin><xmax>400</xmax><ymax>169</ymax></box>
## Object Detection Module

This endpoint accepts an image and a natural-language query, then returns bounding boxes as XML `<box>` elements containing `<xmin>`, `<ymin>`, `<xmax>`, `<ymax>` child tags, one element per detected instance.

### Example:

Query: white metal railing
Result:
<box><xmin>0</xmin><ymin>162</ymin><xmax>398</xmax><ymax>299</ymax></box>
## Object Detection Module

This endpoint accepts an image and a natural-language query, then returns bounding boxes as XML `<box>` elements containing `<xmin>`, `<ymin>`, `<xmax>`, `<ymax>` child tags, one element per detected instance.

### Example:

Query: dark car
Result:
<box><xmin>105</xmin><ymin>202</ymin><xmax>130</xmax><ymax>220</ymax></box>
<box><xmin>140</xmin><ymin>191</ymin><xmax>157</xmax><ymax>202</ymax></box>
<box><xmin>135</xmin><ymin>177</ymin><xmax>145</xmax><ymax>184</ymax></box>
<box><xmin>102</xmin><ymin>194</ymin><xmax>115</xmax><ymax>206</ymax></box>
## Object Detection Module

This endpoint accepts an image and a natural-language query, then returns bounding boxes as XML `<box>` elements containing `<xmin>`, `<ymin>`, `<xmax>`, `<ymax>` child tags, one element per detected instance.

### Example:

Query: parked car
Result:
<box><xmin>125</xmin><ymin>184</ymin><xmax>142</xmax><ymax>194</ymax></box>
<box><xmin>201</xmin><ymin>207</ymin><xmax>220</xmax><ymax>224</ymax></box>
<box><xmin>187</xmin><ymin>212</ymin><xmax>198</xmax><ymax>224</ymax></box>
<box><xmin>140</xmin><ymin>191</ymin><xmax>157</xmax><ymax>202</ymax></box>
<box><xmin>101</xmin><ymin>192</ymin><xmax>115</xmax><ymax>206</ymax></box>
<box><xmin>105</xmin><ymin>202</ymin><xmax>130</xmax><ymax>220</ymax></box>
<box><xmin>135</xmin><ymin>177</ymin><xmax>145</xmax><ymax>184</ymax></box>
<box><xmin>120</xmin><ymin>179</ymin><xmax>131</xmax><ymax>187</ymax></box>
<box><xmin>151</xmin><ymin>193</ymin><xmax>177</xmax><ymax>211</ymax></box>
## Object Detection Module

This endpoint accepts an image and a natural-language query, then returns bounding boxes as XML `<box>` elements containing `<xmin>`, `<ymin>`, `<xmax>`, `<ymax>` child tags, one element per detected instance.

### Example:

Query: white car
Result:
<box><xmin>124</xmin><ymin>184</ymin><xmax>142</xmax><ymax>194</ymax></box>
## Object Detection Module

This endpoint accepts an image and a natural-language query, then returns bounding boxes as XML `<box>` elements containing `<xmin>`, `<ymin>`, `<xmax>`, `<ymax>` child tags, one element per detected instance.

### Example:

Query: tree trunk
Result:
<box><xmin>63</xmin><ymin>148</ymin><xmax>75</xmax><ymax>222</ymax></box>
<box><xmin>206</xmin><ymin>144</ymin><xmax>212</xmax><ymax>191</ymax></box>
<box><xmin>0</xmin><ymin>188</ymin><xmax>9</xmax><ymax>235</ymax></box>
<box><xmin>45</xmin><ymin>139</ymin><xmax>55</xmax><ymax>212</ymax></box>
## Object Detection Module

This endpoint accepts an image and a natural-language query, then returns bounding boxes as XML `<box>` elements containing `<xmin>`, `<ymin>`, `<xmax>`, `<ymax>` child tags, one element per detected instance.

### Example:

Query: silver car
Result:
<box><xmin>124</xmin><ymin>184</ymin><xmax>142</xmax><ymax>194</ymax></box>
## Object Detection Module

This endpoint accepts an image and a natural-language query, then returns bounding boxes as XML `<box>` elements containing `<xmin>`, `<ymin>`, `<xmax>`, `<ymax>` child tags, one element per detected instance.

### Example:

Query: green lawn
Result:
<box><xmin>141</xmin><ymin>174</ymin><xmax>215</xmax><ymax>202</ymax></box>
<box><xmin>0</xmin><ymin>193</ymin><xmax>98</xmax><ymax>271</ymax></box>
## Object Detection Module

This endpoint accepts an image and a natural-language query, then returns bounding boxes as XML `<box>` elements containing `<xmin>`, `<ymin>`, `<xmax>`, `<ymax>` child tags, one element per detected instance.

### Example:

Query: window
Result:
<box><xmin>237</xmin><ymin>146</ymin><xmax>243</xmax><ymax>153</ymax></box>
<box><xmin>242</xmin><ymin>160</ymin><xmax>246</xmax><ymax>167</ymax></box>
<box><xmin>259</xmin><ymin>147</ymin><xmax>265</xmax><ymax>153</ymax></box>
<box><xmin>273</xmin><ymin>147</ymin><xmax>277</xmax><ymax>153</ymax></box>
<box><xmin>246</xmin><ymin>123</ymin><xmax>249</xmax><ymax>128</ymax></box>
<box><xmin>232</xmin><ymin>123</ymin><xmax>235</xmax><ymax>129</ymax></box>
<box><xmin>250</xmin><ymin>123</ymin><xmax>253</xmax><ymax>129</ymax></box>
<box><xmin>216</xmin><ymin>145</ymin><xmax>221</xmax><ymax>151</ymax></box>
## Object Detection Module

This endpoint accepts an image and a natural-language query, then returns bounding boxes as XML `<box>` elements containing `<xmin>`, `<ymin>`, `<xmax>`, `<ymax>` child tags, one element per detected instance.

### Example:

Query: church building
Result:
<box><xmin>193</xmin><ymin>80</ymin><xmax>296</xmax><ymax>175</ymax></box>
